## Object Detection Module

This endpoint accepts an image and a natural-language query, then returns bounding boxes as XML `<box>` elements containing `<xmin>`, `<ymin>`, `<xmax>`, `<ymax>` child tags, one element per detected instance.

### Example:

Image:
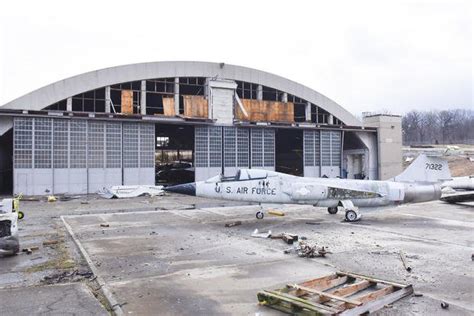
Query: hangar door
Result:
<box><xmin>251</xmin><ymin>128</ymin><xmax>275</xmax><ymax>171</ymax></box>
<box><xmin>304</xmin><ymin>130</ymin><xmax>341</xmax><ymax>178</ymax></box>
<box><xmin>13</xmin><ymin>117</ymin><xmax>155</xmax><ymax>195</ymax></box>
<box><xmin>195</xmin><ymin>126</ymin><xmax>222</xmax><ymax>181</ymax></box>
<box><xmin>223</xmin><ymin>127</ymin><xmax>249</xmax><ymax>176</ymax></box>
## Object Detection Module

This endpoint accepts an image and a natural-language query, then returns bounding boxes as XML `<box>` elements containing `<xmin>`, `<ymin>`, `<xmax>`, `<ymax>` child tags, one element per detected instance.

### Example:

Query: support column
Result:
<box><xmin>281</xmin><ymin>92</ymin><xmax>288</xmax><ymax>103</ymax></box>
<box><xmin>257</xmin><ymin>85</ymin><xmax>263</xmax><ymax>100</ymax></box>
<box><xmin>174</xmin><ymin>77</ymin><xmax>180</xmax><ymax>115</ymax></box>
<box><xmin>105</xmin><ymin>86</ymin><xmax>111</xmax><ymax>113</ymax></box>
<box><xmin>328</xmin><ymin>114</ymin><xmax>334</xmax><ymax>125</ymax></box>
<box><xmin>66</xmin><ymin>97</ymin><xmax>72</xmax><ymax>112</ymax></box>
<box><xmin>140</xmin><ymin>80</ymin><xmax>146</xmax><ymax>115</ymax></box>
<box><xmin>305</xmin><ymin>101</ymin><xmax>311</xmax><ymax>122</ymax></box>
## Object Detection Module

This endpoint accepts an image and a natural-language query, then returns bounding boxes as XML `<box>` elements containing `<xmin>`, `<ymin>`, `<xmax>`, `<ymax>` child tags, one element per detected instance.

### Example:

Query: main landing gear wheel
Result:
<box><xmin>345</xmin><ymin>210</ymin><xmax>361</xmax><ymax>222</ymax></box>
<box><xmin>256</xmin><ymin>211</ymin><xmax>264</xmax><ymax>220</ymax></box>
<box><xmin>327</xmin><ymin>207</ymin><xmax>338</xmax><ymax>215</ymax></box>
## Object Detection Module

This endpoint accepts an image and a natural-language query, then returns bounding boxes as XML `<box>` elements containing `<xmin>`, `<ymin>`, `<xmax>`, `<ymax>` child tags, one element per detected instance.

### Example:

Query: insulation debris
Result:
<box><xmin>251</xmin><ymin>229</ymin><xmax>271</xmax><ymax>238</ymax></box>
<box><xmin>98</xmin><ymin>185</ymin><xmax>164</xmax><ymax>199</ymax></box>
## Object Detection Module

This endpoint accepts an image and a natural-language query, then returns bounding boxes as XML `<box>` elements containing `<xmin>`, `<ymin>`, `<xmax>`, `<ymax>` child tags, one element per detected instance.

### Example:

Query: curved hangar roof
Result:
<box><xmin>0</xmin><ymin>61</ymin><xmax>360</xmax><ymax>126</ymax></box>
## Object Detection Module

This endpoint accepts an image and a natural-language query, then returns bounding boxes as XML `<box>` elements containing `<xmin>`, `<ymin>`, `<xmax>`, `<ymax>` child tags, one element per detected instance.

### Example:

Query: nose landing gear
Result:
<box><xmin>256</xmin><ymin>203</ymin><xmax>265</xmax><ymax>219</ymax></box>
<box><xmin>338</xmin><ymin>200</ymin><xmax>362</xmax><ymax>222</ymax></box>
<box><xmin>256</xmin><ymin>211</ymin><xmax>264</xmax><ymax>219</ymax></box>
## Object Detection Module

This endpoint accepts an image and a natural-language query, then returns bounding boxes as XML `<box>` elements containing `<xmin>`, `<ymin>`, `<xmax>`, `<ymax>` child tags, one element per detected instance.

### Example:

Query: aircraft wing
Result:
<box><xmin>290</xmin><ymin>182</ymin><xmax>383</xmax><ymax>201</ymax></box>
<box><xmin>440</xmin><ymin>192</ymin><xmax>474</xmax><ymax>204</ymax></box>
<box><xmin>326</xmin><ymin>185</ymin><xmax>384</xmax><ymax>199</ymax></box>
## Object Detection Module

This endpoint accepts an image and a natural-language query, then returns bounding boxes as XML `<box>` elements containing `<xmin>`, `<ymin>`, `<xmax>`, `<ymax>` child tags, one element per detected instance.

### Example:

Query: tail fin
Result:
<box><xmin>391</xmin><ymin>154</ymin><xmax>451</xmax><ymax>183</ymax></box>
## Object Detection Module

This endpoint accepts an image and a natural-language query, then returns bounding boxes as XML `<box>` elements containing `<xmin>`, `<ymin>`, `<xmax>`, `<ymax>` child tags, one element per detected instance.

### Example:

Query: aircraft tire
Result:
<box><xmin>256</xmin><ymin>211</ymin><xmax>264</xmax><ymax>220</ymax></box>
<box><xmin>327</xmin><ymin>207</ymin><xmax>338</xmax><ymax>214</ymax></box>
<box><xmin>345</xmin><ymin>210</ymin><xmax>359</xmax><ymax>222</ymax></box>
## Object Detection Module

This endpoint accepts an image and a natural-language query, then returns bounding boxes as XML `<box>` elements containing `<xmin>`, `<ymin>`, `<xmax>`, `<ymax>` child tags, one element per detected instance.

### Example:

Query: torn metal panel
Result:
<box><xmin>98</xmin><ymin>185</ymin><xmax>164</xmax><ymax>199</ymax></box>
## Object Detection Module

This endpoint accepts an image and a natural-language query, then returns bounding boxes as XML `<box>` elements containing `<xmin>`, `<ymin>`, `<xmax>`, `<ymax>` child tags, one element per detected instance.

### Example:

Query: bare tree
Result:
<box><xmin>403</xmin><ymin>109</ymin><xmax>474</xmax><ymax>145</ymax></box>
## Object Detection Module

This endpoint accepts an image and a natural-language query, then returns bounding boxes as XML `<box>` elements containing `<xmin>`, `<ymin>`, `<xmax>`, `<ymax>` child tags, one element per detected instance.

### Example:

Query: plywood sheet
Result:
<box><xmin>183</xmin><ymin>95</ymin><xmax>208</xmax><ymax>118</ymax></box>
<box><xmin>121</xmin><ymin>90</ymin><xmax>133</xmax><ymax>115</ymax></box>
<box><xmin>162</xmin><ymin>97</ymin><xmax>176</xmax><ymax>116</ymax></box>
<box><xmin>236</xmin><ymin>99</ymin><xmax>294</xmax><ymax>122</ymax></box>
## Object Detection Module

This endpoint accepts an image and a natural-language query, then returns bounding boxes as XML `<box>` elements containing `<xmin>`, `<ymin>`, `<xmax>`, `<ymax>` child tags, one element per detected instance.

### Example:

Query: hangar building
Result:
<box><xmin>0</xmin><ymin>61</ymin><xmax>402</xmax><ymax>195</ymax></box>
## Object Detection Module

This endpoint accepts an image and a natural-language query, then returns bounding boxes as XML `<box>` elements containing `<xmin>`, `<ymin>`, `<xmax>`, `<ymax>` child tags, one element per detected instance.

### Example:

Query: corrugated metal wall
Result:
<box><xmin>13</xmin><ymin>117</ymin><xmax>155</xmax><ymax>195</ymax></box>
<box><xmin>304</xmin><ymin>129</ymin><xmax>341</xmax><ymax>178</ymax></box>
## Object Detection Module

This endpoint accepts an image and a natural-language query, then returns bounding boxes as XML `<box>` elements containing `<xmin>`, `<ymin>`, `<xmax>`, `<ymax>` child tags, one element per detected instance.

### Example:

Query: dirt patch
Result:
<box><xmin>446</xmin><ymin>156</ymin><xmax>474</xmax><ymax>177</ymax></box>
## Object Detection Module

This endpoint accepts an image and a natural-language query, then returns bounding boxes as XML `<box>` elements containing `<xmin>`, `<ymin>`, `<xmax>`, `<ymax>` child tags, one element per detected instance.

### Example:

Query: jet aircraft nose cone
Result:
<box><xmin>164</xmin><ymin>182</ymin><xmax>196</xmax><ymax>196</ymax></box>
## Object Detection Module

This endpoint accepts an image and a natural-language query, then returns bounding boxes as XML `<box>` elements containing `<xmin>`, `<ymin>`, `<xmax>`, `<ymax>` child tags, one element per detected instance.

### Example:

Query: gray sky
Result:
<box><xmin>0</xmin><ymin>0</ymin><xmax>472</xmax><ymax>116</ymax></box>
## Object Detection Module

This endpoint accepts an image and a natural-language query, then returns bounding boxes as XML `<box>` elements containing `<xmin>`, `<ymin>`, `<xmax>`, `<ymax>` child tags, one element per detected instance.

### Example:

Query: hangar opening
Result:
<box><xmin>155</xmin><ymin>124</ymin><xmax>194</xmax><ymax>185</ymax></box>
<box><xmin>0</xmin><ymin>129</ymin><xmax>13</xmax><ymax>194</ymax></box>
<box><xmin>275</xmin><ymin>129</ymin><xmax>303</xmax><ymax>176</ymax></box>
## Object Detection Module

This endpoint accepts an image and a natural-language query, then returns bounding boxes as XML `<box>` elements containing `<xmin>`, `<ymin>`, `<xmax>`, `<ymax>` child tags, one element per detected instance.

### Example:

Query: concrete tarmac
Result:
<box><xmin>61</xmin><ymin>199</ymin><xmax>474</xmax><ymax>315</ymax></box>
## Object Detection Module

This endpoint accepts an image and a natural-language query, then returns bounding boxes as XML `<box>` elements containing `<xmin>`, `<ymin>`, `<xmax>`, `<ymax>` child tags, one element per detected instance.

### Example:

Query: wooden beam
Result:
<box><xmin>357</xmin><ymin>286</ymin><xmax>394</xmax><ymax>304</ymax></box>
<box><xmin>337</xmin><ymin>271</ymin><xmax>408</xmax><ymax>288</ymax></box>
<box><xmin>288</xmin><ymin>284</ymin><xmax>363</xmax><ymax>306</ymax></box>
<box><xmin>263</xmin><ymin>290</ymin><xmax>341</xmax><ymax>314</ymax></box>
<box><xmin>297</xmin><ymin>273</ymin><xmax>339</xmax><ymax>289</ymax></box>
<box><xmin>330</xmin><ymin>280</ymin><xmax>373</xmax><ymax>298</ymax></box>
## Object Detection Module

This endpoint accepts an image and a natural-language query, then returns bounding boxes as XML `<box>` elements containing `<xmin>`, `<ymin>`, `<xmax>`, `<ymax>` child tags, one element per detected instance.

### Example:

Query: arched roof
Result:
<box><xmin>0</xmin><ymin>61</ymin><xmax>361</xmax><ymax>125</ymax></box>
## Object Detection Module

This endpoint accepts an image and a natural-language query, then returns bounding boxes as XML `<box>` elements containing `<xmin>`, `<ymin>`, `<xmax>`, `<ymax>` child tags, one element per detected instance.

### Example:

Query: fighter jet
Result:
<box><xmin>165</xmin><ymin>154</ymin><xmax>451</xmax><ymax>222</ymax></box>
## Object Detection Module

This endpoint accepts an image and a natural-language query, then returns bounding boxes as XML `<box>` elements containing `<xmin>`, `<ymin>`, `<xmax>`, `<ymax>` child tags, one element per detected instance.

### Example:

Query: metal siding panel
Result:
<box><xmin>70</xmin><ymin>120</ymin><xmax>87</xmax><ymax>168</ymax></box>
<box><xmin>321</xmin><ymin>130</ymin><xmax>331</xmax><ymax>166</ymax></box>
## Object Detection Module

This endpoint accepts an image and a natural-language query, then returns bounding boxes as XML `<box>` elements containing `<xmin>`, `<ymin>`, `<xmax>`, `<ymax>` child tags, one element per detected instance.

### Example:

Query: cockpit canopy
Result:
<box><xmin>206</xmin><ymin>169</ymin><xmax>275</xmax><ymax>183</ymax></box>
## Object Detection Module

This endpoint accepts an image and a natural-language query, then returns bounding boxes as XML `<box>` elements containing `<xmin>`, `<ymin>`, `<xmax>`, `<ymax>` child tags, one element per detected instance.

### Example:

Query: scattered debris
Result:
<box><xmin>42</xmin><ymin>240</ymin><xmax>59</xmax><ymax>246</ymax></box>
<box><xmin>100</xmin><ymin>223</ymin><xmax>110</xmax><ymax>228</ymax></box>
<box><xmin>224</xmin><ymin>221</ymin><xmax>242</xmax><ymax>227</ymax></box>
<box><xmin>80</xmin><ymin>201</ymin><xmax>89</xmax><ymax>205</ymax></box>
<box><xmin>399</xmin><ymin>250</ymin><xmax>412</xmax><ymax>272</ymax></box>
<box><xmin>257</xmin><ymin>271</ymin><xmax>414</xmax><ymax>315</ymax></box>
<box><xmin>305</xmin><ymin>221</ymin><xmax>320</xmax><ymax>225</ymax></box>
<box><xmin>441</xmin><ymin>302</ymin><xmax>449</xmax><ymax>309</ymax></box>
<box><xmin>271</xmin><ymin>233</ymin><xmax>298</xmax><ymax>244</ymax></box>
<box><xmin>42</xmin><ymin>268</ymin><xmax>94</xmax><ymax>285</ymax></box>
<box><xmin>22</xmin><ymin>248</ymin><xmax>33</xmax><ymax>255</ymax></box>
<box><xmin>251</xmin><ymin>229</ymin><xmax>271</xmax><ymax>238</ymax></box>
<box><xmin>47</xmin><ymin>195</ymin><xmax>57</xmax><ymax>202</ymax></box>
<box><xmin>58</xmin><ymin>195</ymin><xmax>81</xmax><ymax>202</ymax></box>
<box><xmin>297</xmin><ymin>242</ymin><xmax>331</xmax><ymax>258</ymax></box>
<box><xmin>283</xmin><ymin>241</ymin><xmax>331</xmax><ymax>258</ymax></box>
<box><xmin>282</xmin><ymin>233</ymin><xmax>298</xmax><ymax>245</ymax></box>
<box><xmin>413</xmin><ymin>293</ymin><xmax>423</xmax><ymax>297</ymax></box>
<box><xmin>268</xmin><ymin>210</ymin><xmax>285</xmax><ymax>216</ymax></box>
<box><xmin>98</xmin><ymin>185</ymin><xmax>164</xmax><ymax>199</ymax></box>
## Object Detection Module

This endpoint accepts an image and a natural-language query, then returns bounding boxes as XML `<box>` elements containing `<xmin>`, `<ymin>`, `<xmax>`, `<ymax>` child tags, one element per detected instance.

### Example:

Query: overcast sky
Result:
<box><xmin>0</xmin><ymin>0</ymin><xmax>472</xmax><ymax>116</ymax></box>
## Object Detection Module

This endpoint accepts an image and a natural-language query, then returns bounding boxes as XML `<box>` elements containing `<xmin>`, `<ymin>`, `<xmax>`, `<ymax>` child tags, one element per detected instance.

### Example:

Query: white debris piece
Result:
<box><xmin>98</xmin><ymin>185</ymin><xmax>164</xmax><ymax>199</ymax></box>
<box><xmin>251</xmin><ymin>229</ymin><xmax>272</xmax><ymax>238</ymax></box>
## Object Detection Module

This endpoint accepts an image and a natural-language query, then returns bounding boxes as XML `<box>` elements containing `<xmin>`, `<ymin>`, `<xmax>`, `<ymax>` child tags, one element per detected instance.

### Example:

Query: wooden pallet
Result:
<box><xmin>257</xmin><ymin>271</ymin><xmax>413</xmax><ymax>315</ymax></box>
